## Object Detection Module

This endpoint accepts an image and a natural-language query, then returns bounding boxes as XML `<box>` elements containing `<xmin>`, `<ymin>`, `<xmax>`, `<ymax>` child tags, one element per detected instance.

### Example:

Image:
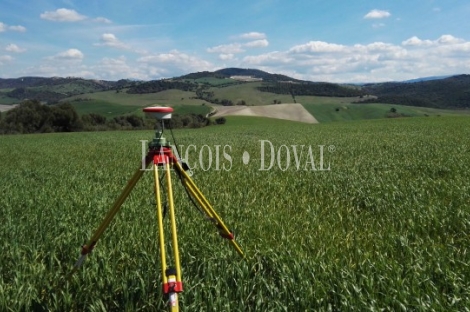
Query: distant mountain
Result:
<box><xmin>179</xmin><ymin>68</ymin><xmax>305</xmax><ymax>83</ymax></box>
<box><xmin>1</xmin><ymin>69</ymin><xmax>470</xmax><ymax>109</ymax></box>
<box><xmin>0</xmin><ymin>76</ymin><xmax>116</xmax><ymax>89</ymax></box>
<box><xmin>150</xmin><ymin>68</ymin><xmax>364</xmax><ymax>98</ymax></box>
<box><xmin>362</xmin><ymin>75</ymin><xmax>470</xmax><ymax>108</ymax></box>
<box><xmin>0</xmin><ymin>77</ymin><xmax>123</xmax><ymax>104</ymax></box>
<box><xmin>401</xmin><ymin>75</ymin><xmax>452</xmax><ymax>83</ymax></box>
<box><xmin>0</xmin><ymin>77</ymin><xmax>52</xmax><ymax>89</ymax></box>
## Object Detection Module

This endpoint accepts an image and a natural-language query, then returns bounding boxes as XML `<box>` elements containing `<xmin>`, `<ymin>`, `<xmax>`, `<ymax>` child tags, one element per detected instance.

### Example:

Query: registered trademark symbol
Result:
<box><xmin>328</xmin><ymin>145</ymin><xmax>336</xmax><ymax>153</ymax></box>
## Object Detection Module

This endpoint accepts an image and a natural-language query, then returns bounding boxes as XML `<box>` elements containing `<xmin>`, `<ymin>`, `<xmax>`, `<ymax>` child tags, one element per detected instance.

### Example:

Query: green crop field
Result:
<box><xmin>0</xmin><ymin>94</ymin><xmax>19</xmax><ymax>105</ymax></box>
<box><xmin>63</xmin><ymin>89</ymin><xmax>209</xmax><ymax>107</ymax></box>
<box><xmin>60</xmin><ymin>83</ymin><xmax>469</xmax><ymax>124</ymax></box>
<box><xmin>302</xmin><ymin>102</ymin><xmax>469</xmax><ymax>123</ymax></box>
<box><xmin>183</xmin><ymin>77</ymin><xmax>240</xmax><ymax>86</ymax></box>
<box><xmin>1</xmin><ymin>116</ymin><xmax>469</xmax><ymax>311</ymax></box>
<box><xmin>70</xmin><ymin>100</ymin><xmax>141</xmax><ymax>118</ymax></box>
<box><xmin>210</xmin><ymin>82</ymin><xmax>294</xmax><ymax>106</ymax></box>
<box><xmin>70</xmin><ymin>100</ymin><xmax>211</xmax><ymax>119</ymax></box>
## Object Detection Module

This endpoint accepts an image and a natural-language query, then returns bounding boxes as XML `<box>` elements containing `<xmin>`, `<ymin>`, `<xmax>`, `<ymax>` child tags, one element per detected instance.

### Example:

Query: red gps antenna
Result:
<box><xmin>143</xmin><ymin>106</ymin><xmax>173</xmax><ymax>120</ymax></box>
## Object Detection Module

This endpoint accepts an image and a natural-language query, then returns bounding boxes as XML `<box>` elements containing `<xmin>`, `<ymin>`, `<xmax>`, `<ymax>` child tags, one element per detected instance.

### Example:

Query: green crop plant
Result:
<box><xmin>1</xmin><ymin>116</ymin><xmax>469</xmax><ymax>311</ymax></box>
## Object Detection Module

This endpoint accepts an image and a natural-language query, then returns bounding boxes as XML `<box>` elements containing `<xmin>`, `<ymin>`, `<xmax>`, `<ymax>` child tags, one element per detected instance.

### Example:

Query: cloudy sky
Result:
<box><xmin>1</xmin><ymin>0</ymin><xmax>470</xmax><ymax>82</ymax></box>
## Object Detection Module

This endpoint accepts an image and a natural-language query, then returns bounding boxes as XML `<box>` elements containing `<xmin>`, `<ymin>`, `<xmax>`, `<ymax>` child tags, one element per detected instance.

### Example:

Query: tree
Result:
<box><xmin>2</xmin><ymin>100</ymin><xmax>47</xmax><ymax>133</ymax></box>
<box><xmin>82</xmin><ymin>113</ymin><xmax>107</xmax><ymax>126</ymax></box>
<box><xmin>126</xmin><ymin>115</ymin><xmax>144</xmax><ymax>128</ymax></box>
<box><xmin>0</xmin><ymin>100</ymin><xmax>85</xmax><ymax>134</ymax></box>
<box><xmin>215</xmin><ymin>117</ymin><xmax>226</xmax><ymax>125</ymax></box>
<box><xmin>81</xmin><ymin>113</ymin><xmax>108</xmax><ymax>130</ymax></box>
<box><xmin>51</xmin><ymin>103</ymin><xmax>83</xmax><ymax>132</ymax></box>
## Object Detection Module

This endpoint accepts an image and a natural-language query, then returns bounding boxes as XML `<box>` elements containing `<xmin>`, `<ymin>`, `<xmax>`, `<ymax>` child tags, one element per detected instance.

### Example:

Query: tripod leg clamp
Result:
<box><xmin>163</xmin><ymin>267</ymin><xmax>183</xmax><ymax>294</ymax></box>
<box><xmin>81</xmin><ymin>241</ymin><xmax>97</xmax><ymax>255</ymax></box>
<box><xmin>216</xmin><ymin>223</ymin><xmax>234</xmax><ymax>240</ymax></box>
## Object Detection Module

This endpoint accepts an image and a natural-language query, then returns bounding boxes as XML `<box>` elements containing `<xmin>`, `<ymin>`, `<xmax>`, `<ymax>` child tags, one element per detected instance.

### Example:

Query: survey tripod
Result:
<box><xmin>69</xmin><ymin>106</ymin><xmax>244</xmax><ymax>311</ymax></box>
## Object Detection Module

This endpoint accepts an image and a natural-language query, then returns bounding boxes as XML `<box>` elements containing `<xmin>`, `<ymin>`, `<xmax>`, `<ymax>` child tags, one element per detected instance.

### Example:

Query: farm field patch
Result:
<box><xmin>1</xmin><ymin>116</ymin><xmax>469</xmax><ymax>310</ymax></box>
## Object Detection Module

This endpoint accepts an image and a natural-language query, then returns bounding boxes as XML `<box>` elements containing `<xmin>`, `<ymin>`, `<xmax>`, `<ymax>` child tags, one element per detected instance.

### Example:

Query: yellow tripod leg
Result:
<box><xmin>165</xmin><ymin>162</ymin><xmax>182</xmax><ymax>285</ymax></box>
<box><xmin>153</xmin><ymin>162</ymin><xmax>168</xmax><ymax>292</ymax></box>
<box><xmin>70</xmin><ymin>159</ymin><xmax>150</xmax><ymax>277</ymax></box>
<box><xmin>164</xmin><ymin>161</ymin><xmax>182</xmax><ymax>311</ymax></box>
<box><xmin>173</xmin><ymin>161</ymin><xmax>245</xmax><ymax>258</ymax></box>
<box><xmin>154</xmin><ymin>159</ymin><xmax>183</xmax><ymax>311</ymax></box>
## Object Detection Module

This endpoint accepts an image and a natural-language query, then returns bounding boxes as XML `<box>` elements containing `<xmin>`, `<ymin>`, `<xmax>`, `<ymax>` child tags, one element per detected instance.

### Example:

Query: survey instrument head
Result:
<box><xmin>143</xmin><ymin>106</ymin><xmax>173</xmax><ymax>120</ymax></box>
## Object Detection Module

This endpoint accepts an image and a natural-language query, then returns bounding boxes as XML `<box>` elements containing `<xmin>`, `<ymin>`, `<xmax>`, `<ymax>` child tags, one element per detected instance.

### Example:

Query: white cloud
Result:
<box><xmin>207</xmin><ymin>33</ymin><xmax>269</xmax><ymax>60</ymax></box>
<box><xmin>219</xmin><ymin>53</ymin><xmax>235</xmax><ymax>61</ymax></box>
<box><xmin>402</xmin><ymin>36</ymin><xmax>433</xmax><ymax>47</ymax></box>
<box><xmin>240</xmin><ymin>35</ymin><xmax>470</xmax><ymax>83</ymax></box>
<box><xmin>52</xmin><ymin>49</ymin><xmax>84</xmax><ymax>60</ymax></box>
<box><xmin>5</xmin><ymin>44</ymin><xmax>26</xmax><ymax>53</ymax></box>
<box><xmin>0</xmin><ymin>55</ymin><xmax>13</xmax><ymax>61</ymax></box>
<box><xmin>21</xmin><ymin>63</ymin><xmax>94</xmax><ymax>79</ymax></box>
<box><xmin>18</xmin><ymin>58</ymin><xmax>140</xmax><ymax>81</ymax></box>
<box><xmin>207</xmin><ymin>43</ymin><xmax>244</xmax><ymax>54</ymax></box>
<box><xmin>437</xmin><ymin>34</ymin><xmax>464</xmax><ymax>44</ymax></box>
<box><xmin>237</xmin><ymin>32</ymin><xmax>266</xmax><ymax>40</ymax></box>
<box><xmin>94</xmin><ymin>17</ymin><xmax>112</xmax><ymax>24</ymax></box>
<box><xmin>0</xmin><ymin>22</ymin><xmax>26</xmax><ymax>32</ymax></box>
<box><xmin>9</xmin><ymin>25</ymin><xmax>26</xmax><ymax>32</ymax></box>
<box><xmin>40</xmin><ymin>8</ymin><xmax>87</xmax><ymax>22</ymax></box>
<box><xmin>372</xmin><ymin>23</ymin><xmax>385</xmax><ymax>28</ymax></box>
<box><xmin>138</xmin><ymin>50</ymin><xmax>213</xmax><ymax>75</ymax></box>
<box><xmin>95</xmin><ymin>33</ymin><xmax>129</xmax><ymax>49</ymax></box>
<box><xmin>0</xmin><ymin>55</ymin><xmax>14</xmax><ymax>65</ymax></box>
<box><xmin>244</xmin><ymin>39</ymin><xmax>269</xmax><ymax>48</ymax></box>
<box><xmin>289</xmin><ymin>41</ymin><xmax>345</xmax><ymax>53</ymax></box>
<box><xmin>209</xmin><ymin>32</ymin><xmax>270</xmax><ymax>59</ymax></box>
<box><xmin>91</xmin><ymin>56</ymin><xmax>145</xmax><ymax>80</ymax></box>
<box><xmin>364</xmin><ymin>9</ymin><xmax>391</xmax><ymax>19</ymax></box>
<box><xmin>402</xmin><ymin>35</ymin><xmax>464</xmax><ymax>47</ymax></box>
<box><xmin>243</xmin><ymin>51</ymin><xmax>294</xmax><ymax>66</ymax></box>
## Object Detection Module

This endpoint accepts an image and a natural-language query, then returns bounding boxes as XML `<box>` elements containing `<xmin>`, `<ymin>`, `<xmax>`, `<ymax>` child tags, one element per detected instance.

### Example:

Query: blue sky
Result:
<box><xmin>1</xmin><ymin>0</ymin><xmax>470</xmax><ymax>82</ymax></box>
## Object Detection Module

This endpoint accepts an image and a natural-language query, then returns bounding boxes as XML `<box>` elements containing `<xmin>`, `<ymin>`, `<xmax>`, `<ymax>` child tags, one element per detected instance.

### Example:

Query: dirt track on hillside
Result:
<box><xmin>0</xmin><ymin>104</ymin><xmax>17</xmax><ymax>112</ymax></box>
<box><xmin>211</xmin><ymin>103</ymin><xmax>318</xmax><ymax>124</ymax></box>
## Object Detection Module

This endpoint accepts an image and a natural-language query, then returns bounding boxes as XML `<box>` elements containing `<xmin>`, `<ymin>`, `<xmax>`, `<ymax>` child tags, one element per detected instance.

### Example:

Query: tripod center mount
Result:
<box><xmin>143</xmin><ymin>106</ymin><xmax>174</xmax><ymax>149</ymax></box>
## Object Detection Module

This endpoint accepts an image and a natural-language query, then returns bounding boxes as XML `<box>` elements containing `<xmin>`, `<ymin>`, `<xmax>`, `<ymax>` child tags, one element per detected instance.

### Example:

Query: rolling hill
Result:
<box><xmin>1</xmin><ymin>68</ymin><xmax>469</xmax><ymax>124</ymax></box>
<box><xmin>362</xmin><ymin>74</ymin><xmax>470</xmax><ymax>108</ymax></box>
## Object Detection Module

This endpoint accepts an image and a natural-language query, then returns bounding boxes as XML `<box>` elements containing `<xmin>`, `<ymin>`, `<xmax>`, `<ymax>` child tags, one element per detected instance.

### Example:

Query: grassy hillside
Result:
<box><xmin>302</xmin><ymin>102</ymin><xmax>468</xmax><ymax>123</ymax></box>
<box><xmin>0</xmin><ymin>77</ymin><xmax>117</xmax><ymax>104</ymax></box>
<box><xmin>209</xmin><ymin>81</ymin><xmax>294</xmax><ymax>105</ymax></box>
<box><xmin>2</xmin><ymin>69</ymin><xmax>470</xmax><ymax>109</ymax></box>
<box><xmin>0</xmin><ymin>94</ymin><xmax>18</xmax><ymax>105</ymax></box>
<box><xmin>65</xmin><ymin>89</ymin><xmax>207</xmax><ymax>106</ymax></box>
<box><xmin>362</xmin><ymin>74</ymin><xmax>470</xmax><ymax>108</ymax></box>
<box><xmin>70</xmin><ymin>101</ymin><xmax>210</xmax><ymax>119</ymax></box>
<box><xmin>3</xmin><ymin>79</ymin><xmax>468</xmax><ymax>124</ymax></box>
<box><xmin>70</xmin><ymin>100</ymin><xmax>140</xmax><ymax>117</ymax></box>
<box><xmin>64</xmin><ymin>85</ymin><xmax>470</xmax><ymax>122</ymax></box>
<box><xmin>2</xmin><ymin>70</ymin><xmax>470</xmax><ymax>123</ymax></box>
<box><xmin>184</xmin><ymin>77</ymin><xmax>241</xmax><ymax>86</ymax></box>
<box><xmin>1</xmin><ymin>116</ymin><xmax>469</xmax><ymax>310</ymax></box>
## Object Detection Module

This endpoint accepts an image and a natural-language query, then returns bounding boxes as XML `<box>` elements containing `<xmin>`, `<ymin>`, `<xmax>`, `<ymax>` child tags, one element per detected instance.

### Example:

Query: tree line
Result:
<box><xmin>257</xmin><ymin>82</ymin><xmax>365</xmax><ymax>97</ymax></box>
<box><xmin>127</xmin><ymin>80</ymin><xmax>198</xmax><ymax>94</ymax></box>
<box><xmin>361</xmin><ymin>75</ymin><xmax>470</xmax><ymax>109</ymax></box>
<box><xmin>0</xmin><ymin>100</ymin><xmax>223</xmax><ymax>135</ymax></box>
<box><xmin>126</xmin><ymin>79</ymin><xmax>240</xmax><ymax>106</ymax></box>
